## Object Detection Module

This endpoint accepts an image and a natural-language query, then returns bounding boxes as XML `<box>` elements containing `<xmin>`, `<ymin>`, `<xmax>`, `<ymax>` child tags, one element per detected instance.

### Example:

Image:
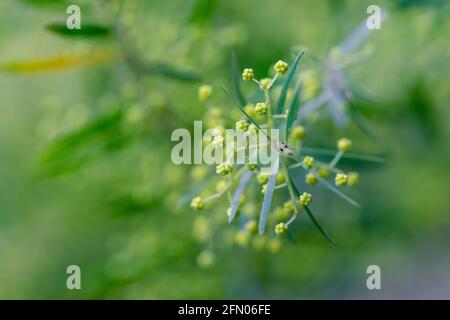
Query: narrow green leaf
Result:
<box><xmin>258</xmin><ymin>160</ymin><xmax>279</xmax><ymax>235</ymax></box>
<box><xmin>231</xmin><ymin>52</ymin><xmax>247</xmax><ymax>106</ymax></box>
<box><xmin>46</xmin><ymin>22</ymin><xmax>111</xmax><ymax>38</ymax></box>
<box><xmin>303</xmin><ymin>205</ymin><xmax>337</xmax><ymax>246</ymax></box>
<box><xmin>284</xmin><ymin>82</ymin><xmax>301</xmax><ymax>139</ymax></box>
<box><xmin>222</xmin><ymin>86</ymin><xmax>262</xmax><ymax>131</ymax></box>
<box><xmin>145</xmin><ymin>62</ymin><xmax>201</xmax><ymax>81</ymax></box>
<box><xmin>275</xmin><ymin>50</ymin><xmax>305</xmax><ymax>115</ymax></box>
<box><xmin>316</xmin><ymin>176</ymin><xmax>361</xmax><ymax>208</ymax></box>
<box><xmin>287</xmin><ymin>174</ymin><xmax>336</xmax><ymax>245</ymax></box>
<box><xmin>301</xmin><ymin>147</ymin><xmax>385</xmax><ymax>164</ymax></box>
<box><xmin>229</xmin><ymin>171</ymin><xmax>252</xmax><ymax>223</ymax></box>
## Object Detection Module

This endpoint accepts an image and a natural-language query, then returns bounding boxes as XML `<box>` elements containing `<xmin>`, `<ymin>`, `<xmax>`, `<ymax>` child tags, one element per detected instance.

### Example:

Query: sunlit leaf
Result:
<box><xmin>0</xmin><ymin>50</ymin><xmax>116</xmax><ymax>73</ymax></box>
<box><xmin>275</xmin><ymin>50</ymin><xmax>305</xmax><ymax>115</ymax></box>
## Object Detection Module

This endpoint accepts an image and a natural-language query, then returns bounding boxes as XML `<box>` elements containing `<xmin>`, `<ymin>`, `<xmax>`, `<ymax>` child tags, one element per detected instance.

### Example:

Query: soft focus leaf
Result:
<box><xmin>275</xmin><ymin>50</ymin><xmax>305</xmax><ymax>114</ymax></box>
<box><xmin>46</xmin><ymin>22</ymin><xmax>111</xmax><ymax>38</ymax></box>
<box><xmin>187</xmin><ymin>0</ymin><xmax>219</xmax><ymax>26</ymax></box>
<box><xmin>0</xmin><ymin>51</ymin><xmax>115</xmax><ymax>73</ymax></box>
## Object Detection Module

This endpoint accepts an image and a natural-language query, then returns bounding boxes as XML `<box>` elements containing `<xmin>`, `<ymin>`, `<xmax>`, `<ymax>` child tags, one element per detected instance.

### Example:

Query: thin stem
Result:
<box><xmin>329</xmin><ymin>150</ymin><xmax>344</xmax><ymax>168</ymax></box>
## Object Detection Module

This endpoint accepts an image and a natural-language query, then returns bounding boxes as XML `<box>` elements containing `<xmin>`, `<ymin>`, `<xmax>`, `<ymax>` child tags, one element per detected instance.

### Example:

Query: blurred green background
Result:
<box><xmin>0</xmin><ymin>0</ymin><xmax>449</xmax><ymax>299</ymax></box>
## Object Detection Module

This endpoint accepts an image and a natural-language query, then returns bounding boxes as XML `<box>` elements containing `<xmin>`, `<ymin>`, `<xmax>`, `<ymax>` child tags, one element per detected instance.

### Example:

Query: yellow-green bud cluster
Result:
<box><xmin>212</xmin><ymin>134</ymin><xmax>224</xmax><ymax>146</ymax></box>
<box><xmin>198</xmin><ymin>85</ymin><xmax>213</xmax><ymax>101</ymax></box>
<box><xmin>291</xmin><ymin>125</ymin><xmax>305</xmax><ymax>140</ymax></box>
<box><xmin>318</xmin><ymin>167</ymin><xmax>330</xmax><ymax>178</ymax></box>
<box><xmin>261</xmin><ymin>184</ymin><xmax>268</xmax><ymax>194</ymax></box>
<box><xmin>245</xmin><ymin>220</ymin><xmax>258</xmax><ymax>234</ymax></box>
<box><xmin>347</xmin><ymin>172</ymin><xmax>360</xmax><ymax>186</ymax></box>
<box><xmin>257</xmin><ymin>173</ymin><xmax>269</xmax><ymax>185</ymax></box>
<box><xmin>303</xmin><ymin>156</ymin><xmax>315</xmax><ymax>168</ymax></box>
<box><xmin>276</xmin><ymin>172</ymin><xmax>285</xmax><ymax>184</ymax></box>
<box><xmin>248</xmin><ymin>124</ymin><xmax>259</xmax><ymax>134</ymax></box>
<box><xmin>255</xmin><ymin>102</ymin><xmax>268</xmax><ymax>116</ymax></box>
<box><xmin>259</xmin><ymin>78</ymin><xmax>272</xmax><ymax>91</ymax></box>
<box><xmin>335</xmin><ymin>173</ymin><xmax>348</xmax><ymax>186</ymax></box>
<box><xmin>337</xmin><ymin>138</ymin><xmax>352</xmax><ymax>152</ymax></box>
<box><xmin>190</xmin><ymin>196</ymin><xmax>204</xmax><ymax>210</ymax></box>
<box><xmin>299</xmin><ymin>192</ymin><xmax>312</xmax><ymax>206</ymax></box>
<box><xmin>246</xmin><ymin>163</ymin><xmax>258</xmax><ymax>171</ymax></box>
<box><xmin>216</xmin><ymin>163</ymin><xmax>233</xmax><ymax>176</ymax></box>
<box><xmin>235</xmin><ymin>120</ymin><xmax>249</xmax><ymax>132</ymax></box>
<box><xmin>283</xmin><ymin>201</ymin><xmax>295</xmax><ymax>214</ymax></box>
<box><xmin>274</xmin><ymin>60</ymin><xmax>289</xmax><ymax>74</ymax></box>
<box><xmin>305</xmin><ymin>173</ymin><xmax>318</xmax><ymax>186</ymax></box>
<box><xmin>275</xmin><ymin>222</ymin><xmax>288</xmax><ymax>236</ymax></box>
<box><xmin>242</xmin><ymin>68</ymin><xmax>254</xmax><ymax>80</ymax></box>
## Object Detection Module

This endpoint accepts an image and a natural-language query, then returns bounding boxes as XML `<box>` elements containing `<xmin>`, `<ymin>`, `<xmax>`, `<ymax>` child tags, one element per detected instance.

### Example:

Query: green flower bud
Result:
<box><xmin>259</xmin><ymin>78</ymin><xmax>272</xmax><ymax>91</ymax></box>
<box><xmin>303</xmin><ymin>156</ymin><xmax>315</xmax><ymax>169</ymax></box>
<box><xmin>276</xmin><ymin>171</ymin><xmax>286</xmax><ymax>184</ymax></box>
<box><xmin>275</xmin><ymin>222</ymin><xmax>288</xmax><ymax>236</ymax></box>
<box><xmin>347</xmin><ymin>172</ymin><xmax>360</xmax><ymax>186</ymax></box>
<box><xmin>198</xmin><ymin>85</ymin><xmax>213</xmax><ymax>101</ymax></box>
<box><xmin>318</xmin><ymin>167</ymin><xmax>330</xmax><ymax>178</ymax></box>
<box><xmin>246</xmin><ymin>163</ymin><xmax>258</xmax><ymax>171</ymax></box>
<box><xmin>257</xmin><ymin>173</ymin><xmax>269</xmax><ymax>184</ymax></box>
<box><xmin>255</xmin><ymin>102</ymin><xmax>268</xmax><ymax>116</ymax></box>
<box><xmin>337</xmin><ymin>137</ymin><xmax>352</xmax><ymax>152</ymax></box>
<box><xmin>335</xmin><ymin>173</ymin><xmax>348</xmax><ymax>186</ymax></box>
<box><xmin>190</xmin><ymin>196</ymin><xmax>204</xmax><ymax>210</ymax></box>
<box><xmin>283</xmin><ymin>201</ymin><xmax>295</xmax><ymax>214</ymax></box>
<box><xmin>305</xmin><ymin>173</ymin><xmax>318</xmax><ymax>186</ymax></box>
<box><xmin>235</xmin><ymin>120</ymin><xmax>249</xmax><ymax>132</ymax></box>
<box><xmin>242</xmin><ymin>68</ymin><xmax>254</xmax><ymax>80</ymax></box>
<box><xmin>245</xmin><ymin>220</ymin><xmax>258</xmax><ymax>234</ymax></box>
<box><xmin>267</xmin><ymin>238</ymin><xmax>282</xmax><ymax>253</ymax></box>
<box><xmin>216</xmin><ymin>163</ymin><xmax>233</xmax><ymax>176</ymax></box>
<box><xmin>299</xmin><ymin>192</ymin><xmax>312</xmax><ymax>206</ymax></box>
<box><xmin>234</xmin><ymin>231</ymin><xmax>249</xmax><ymax>246</ymax></box>
<box><xmin>291</xmin><ymin>125</ymin><xmax>305</xmax><ymax>140</ymax></box>
<box><xmin>274</xmin><ymin>60</ymin><xmax>288</xmax><ymax>74</ymax></box>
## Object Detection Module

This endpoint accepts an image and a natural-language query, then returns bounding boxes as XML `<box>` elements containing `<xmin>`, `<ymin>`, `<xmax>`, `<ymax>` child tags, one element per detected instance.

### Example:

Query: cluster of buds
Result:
<box><xmin>185</xmin><ymin>53</ymin><xmax>370</xmax><ymax>263</ymax></box>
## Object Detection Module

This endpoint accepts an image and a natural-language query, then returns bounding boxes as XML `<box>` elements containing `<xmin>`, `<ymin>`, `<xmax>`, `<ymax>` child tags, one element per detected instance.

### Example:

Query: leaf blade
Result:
<box><xmin>229</xmin><ymin>171</ymin><xmax>252</xmax><ymax>223</ymax></box>
<box><xmin>258</xmin><ymin>159</ymin><xmax>278</xmax><ymax>235</ymax></box>
<box><xmin>275</xmin><ymin>50</ymin><xmax>305</xmax><ymax>115</ymax></box>
<box><xmin>285</xmin><ymin>82</ymin><xmax>301</xmax><ymax>139</ymax></box>
<box><xmin>303</xmin><ymin>205</ymin><xmax>337</xmax><ymax>246</ymax></box>
<box><xmin>46</xmin><ymin>22</ymin><xmax>111</xmax><ymax>38</ymax></box>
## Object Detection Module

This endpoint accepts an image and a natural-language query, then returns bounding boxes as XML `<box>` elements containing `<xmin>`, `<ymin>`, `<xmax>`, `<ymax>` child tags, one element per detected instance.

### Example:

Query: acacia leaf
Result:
<box><xmin>285</xmin><ymin>82</ymin><xmax>301</xmax><ymax>139</ymax></box>
<box><xmin>275</xmin><ymin>50</ymin><xmax>305</xmax><ymax>114</ymax></box>
<box><xmin>229</xmin><ymin>171</ymin><xmax>252</xmax><ymax>223</ymax></box>
<box><xmin>258</xmin><ymin>160</ymin><xmax>278</xmax><ymax>235</ymax></box>
<box><xmin>46</xmin><ymin>22</ymin><xmax>111</xmax><ymax>38</ymax></box>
